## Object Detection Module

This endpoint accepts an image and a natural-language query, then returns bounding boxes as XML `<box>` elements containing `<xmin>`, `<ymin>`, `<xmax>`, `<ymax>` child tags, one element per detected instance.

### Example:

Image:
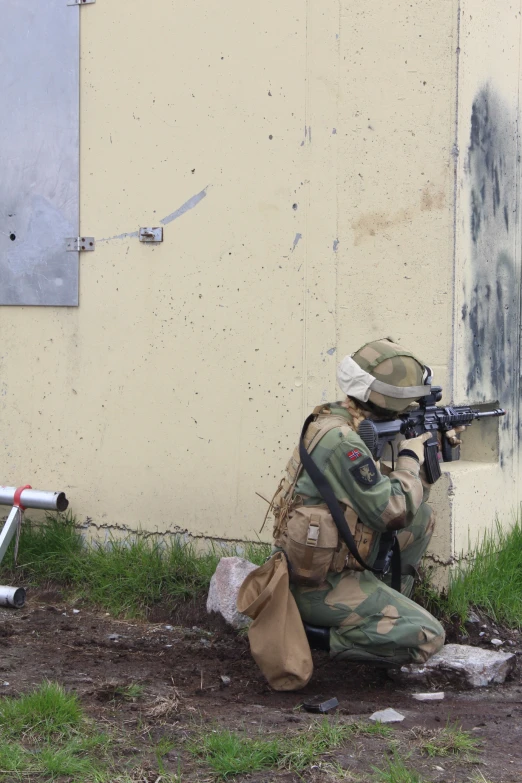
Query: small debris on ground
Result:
<box><xmin>302</xmin><ymin>696</ymin><xmax>339</xmax><ymax>714</ymax></box>
<box><xmin>369</xmin><ymin>707</ymin><xmax>405</xmax><ymax>723</ymax></box>
<box><xmin>411</xmin><ymin>692</ymin><xmax>445</xmax><ymax>701</ymax></box>
<box><xmin>145</xmin><ymin>692</ymin><xmax>182</xmax><ymax>718</ymax></box>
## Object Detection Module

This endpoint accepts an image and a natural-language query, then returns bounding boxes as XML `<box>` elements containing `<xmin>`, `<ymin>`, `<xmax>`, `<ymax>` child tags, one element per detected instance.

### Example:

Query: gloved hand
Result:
<box><xmin>398</xmin><ymin>432</ymin><xmax>432</xmax><ymax>465</ymax></box>
<box><xmin>444</xmin><ymin>425</ymin><xmax>466</xmax><ymax>447</ymax></box>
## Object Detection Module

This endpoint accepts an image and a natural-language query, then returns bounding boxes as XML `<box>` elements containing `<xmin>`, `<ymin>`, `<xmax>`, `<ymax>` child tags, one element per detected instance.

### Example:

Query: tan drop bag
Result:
<box><xmin>236</xmin><ymin>552</ymin><xmax>313</xmax><ymax>691</ymax></box>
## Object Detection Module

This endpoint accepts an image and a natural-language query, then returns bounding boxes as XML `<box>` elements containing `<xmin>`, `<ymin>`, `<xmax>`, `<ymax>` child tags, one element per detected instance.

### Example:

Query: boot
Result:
<box><xmin>303</xmin><ymin>623</ymin><xmax>330</xmax><ymax>652</ymax></box>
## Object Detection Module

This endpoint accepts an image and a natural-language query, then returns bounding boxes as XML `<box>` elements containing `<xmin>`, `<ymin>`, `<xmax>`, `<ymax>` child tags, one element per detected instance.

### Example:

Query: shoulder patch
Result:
<box><xmin>346</xmin><ymin>449</ymin><xmax>363</xmax><ymax>462</ymax></box>
<box><xmin>350</xmin><ymin>457</ymin><xmax>379</xmax><ymax>487</ymax></box>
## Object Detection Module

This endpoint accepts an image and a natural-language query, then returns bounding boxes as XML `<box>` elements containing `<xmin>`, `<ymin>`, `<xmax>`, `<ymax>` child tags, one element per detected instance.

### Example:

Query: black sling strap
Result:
<box><xmin>298</xmin><ymin>414</ymin><xmax>402</xmax><ymax>592</ymax></box>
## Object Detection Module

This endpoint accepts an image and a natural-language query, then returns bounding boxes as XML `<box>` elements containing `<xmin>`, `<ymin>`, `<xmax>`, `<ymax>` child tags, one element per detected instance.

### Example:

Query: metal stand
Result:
<box><xmin>0</xmin><ymin>486</ymin><xmax>69</xmax><ymax>608</ymax></box>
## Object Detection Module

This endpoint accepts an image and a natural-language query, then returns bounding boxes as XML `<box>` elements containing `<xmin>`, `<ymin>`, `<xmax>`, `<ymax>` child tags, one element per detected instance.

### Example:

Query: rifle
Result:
<box><xmin>357</xmin><ymin>386</ymin><xmax>505</xmax><ymax>484</ymax></box>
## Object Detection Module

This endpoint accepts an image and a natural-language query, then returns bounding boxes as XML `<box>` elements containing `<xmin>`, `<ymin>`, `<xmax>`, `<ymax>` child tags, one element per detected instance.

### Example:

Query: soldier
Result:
<box><xmin>271</xmin><ymin>338</ymin><xmax>450</xmax><ymax>665</ymax></box>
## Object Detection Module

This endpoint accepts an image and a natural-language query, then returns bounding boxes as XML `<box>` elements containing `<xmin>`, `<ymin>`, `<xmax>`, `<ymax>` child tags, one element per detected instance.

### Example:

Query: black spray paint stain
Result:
<box><xmin>463</xmin><ymin>88</ymin><xmax>517</xmax><ymax>406</ymax></box>
<box><xmin>462</xmin><ymin>87</ymin><xmax>519</xmax><ymax>462</ymax></box>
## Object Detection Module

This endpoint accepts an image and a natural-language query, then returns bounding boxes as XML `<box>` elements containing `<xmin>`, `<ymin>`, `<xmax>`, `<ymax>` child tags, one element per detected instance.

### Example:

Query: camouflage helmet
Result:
<box><xmin>337</xmin><ymin>338</ymin><xmax>432</xmax><ymax>413</ymax></box>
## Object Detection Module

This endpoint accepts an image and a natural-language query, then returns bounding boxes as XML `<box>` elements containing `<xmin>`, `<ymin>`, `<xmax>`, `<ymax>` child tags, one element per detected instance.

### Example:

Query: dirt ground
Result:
<box><xmin>0</xmin><ymin>590</ymin><xmax>521</xmax><ymax>782</ymax></box>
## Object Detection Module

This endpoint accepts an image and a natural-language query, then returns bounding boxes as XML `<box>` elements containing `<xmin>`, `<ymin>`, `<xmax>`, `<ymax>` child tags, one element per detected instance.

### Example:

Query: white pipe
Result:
<box><xmin>0</xmin><ymin>487</ymin><xmax>68</xmax><ymax>511</ymax></box>
<box><xmin>0</xmin><ymin>586</ymin><xmax>26</xmax><ymax>608</ymax></box>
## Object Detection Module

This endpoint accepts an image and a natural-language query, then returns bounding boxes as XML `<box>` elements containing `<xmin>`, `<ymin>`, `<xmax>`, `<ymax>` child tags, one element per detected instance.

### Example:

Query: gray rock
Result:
<box><xmin>490</xmin><ymin>638</ymin><xmax>503</xmax><ymax>647</ymax></box>
<box><xmin>369</xmin><ymin>708</ymin><xmax>405</xmax><ymax>723</ymax></box>
<box><xmin>206</xmin><ymin>556</ymin><xmax>258</xmax><ymax>629</ymax></box>
<box><xmin>466</xmin><ymin>611</ymin><xmax>481</xmax><ymax>624</ymax></box>
<box><xmin>389</xmin><ymin>644</ymin><xmax>516</xmax><ymax>688</ymax></box>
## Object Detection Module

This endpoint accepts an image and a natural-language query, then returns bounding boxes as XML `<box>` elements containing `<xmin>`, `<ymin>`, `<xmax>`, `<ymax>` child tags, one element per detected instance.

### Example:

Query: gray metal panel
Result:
<box><xmin>0</xmin><ymin>1</ymin><xmax>79</xmax><ymax>306</ymax></box>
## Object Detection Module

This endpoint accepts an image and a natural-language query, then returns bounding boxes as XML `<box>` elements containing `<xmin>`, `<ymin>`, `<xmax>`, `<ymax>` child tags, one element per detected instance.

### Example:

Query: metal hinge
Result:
<box><xmin>139</xmin><ymin>227</ymin><xmax>163</xmax><ymax>243</ymax></box>
<box><xmin>67</xmin><ymin>0</ymin><xmax>95</xmax><ymax>5</ymax></box>
<box><xmin>66</xmin><ymin>237</ymin><xmax>95</xmax><ymax>252</ymax></box>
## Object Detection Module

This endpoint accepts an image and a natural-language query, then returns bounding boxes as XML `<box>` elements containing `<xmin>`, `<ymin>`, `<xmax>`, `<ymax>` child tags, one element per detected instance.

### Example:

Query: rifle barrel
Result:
<box><xmin>475</xmin><ymin>408</ymin><xmax>505</xmax><ymax>419</ymax></box>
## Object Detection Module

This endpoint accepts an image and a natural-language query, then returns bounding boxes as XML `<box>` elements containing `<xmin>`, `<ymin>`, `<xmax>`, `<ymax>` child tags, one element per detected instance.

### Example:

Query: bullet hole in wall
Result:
<box><xmin>9</xmin><ymin>234</ymin><xmax>15</xmax><ymax>241</ymax></box>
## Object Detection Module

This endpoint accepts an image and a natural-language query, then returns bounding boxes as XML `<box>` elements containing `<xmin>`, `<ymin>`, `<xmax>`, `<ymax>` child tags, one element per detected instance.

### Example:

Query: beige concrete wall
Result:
<box><xmin>0</xmin><ymin>1</ymin><xmax>518</xmax><ymax>560</ymax></box>
<box><xmin>450</xmin><ymin>0</ymin><xmax>522</xmax><ymax>556</ymax></box>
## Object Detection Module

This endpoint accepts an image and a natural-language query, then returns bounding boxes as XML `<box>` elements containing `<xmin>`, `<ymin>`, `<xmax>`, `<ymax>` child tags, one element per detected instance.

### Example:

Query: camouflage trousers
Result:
<box><xmin>290</xmin><ymin>503</ymin><xmax>445</xmax><ymax>665</ymax></box>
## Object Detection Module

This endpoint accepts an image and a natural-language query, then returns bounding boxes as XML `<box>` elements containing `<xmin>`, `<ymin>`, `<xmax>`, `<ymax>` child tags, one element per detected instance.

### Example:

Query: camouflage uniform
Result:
<box><xmin>274</xmin><ymin>337</ymin><xmax>445</xmax><ymax>665</ymax></box>
<box><xmin>288</xmin><ymin>402</ymin><xmax>444</xmax><ymax>664</ymax></box>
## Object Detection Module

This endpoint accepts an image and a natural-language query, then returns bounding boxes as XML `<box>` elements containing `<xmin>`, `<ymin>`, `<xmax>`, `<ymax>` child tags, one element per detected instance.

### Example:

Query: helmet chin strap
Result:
<box><xmin>356</xmin><ymin>398</ymin><xmax>399</xmax><ymax>420</ymax></box>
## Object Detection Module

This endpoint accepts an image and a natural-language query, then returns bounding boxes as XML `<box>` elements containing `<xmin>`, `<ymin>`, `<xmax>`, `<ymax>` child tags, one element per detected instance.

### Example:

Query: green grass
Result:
<box><xmin>468</xmin><ymin>773</ymin><xmax>494</xmax><ymax>783</ymax></box>
<box><xmin>38</xmin><ymin>743</ymin><xmax>96</xmax><ymax>780</ymax></box>
<box><xmin>278</xmin><ymin>719</ymin><xmax>352</xmax><ymax>772</ymax></box>
<box><xmin>279</xmin><ymin>720</ymin><xmax>392</xmax><ymax>772</ymax></box>
<box><xmin>0</xmin><ymin>683</ymin><xmax>109</xmax><ymax>782</ymax></box>
<box><xmin>190</xmin><ymin>718</ymin><xmax>391</xmax><ymax>779</ymax></box>
<box><xmin>372</xmin><ymin>752</ymin><xmax>426</xmax><ymax>783</ymax></box>
<box><xmin>444</xmin><ymin>518</ymin><xmax>522</xmax><ymax>627</ymax></box>
<box><xmin>0</xmin><ymin>743</ymin><xmax>29</xmax><ymax>775</ymax></box>
<box><xmin>413</xmin><ymin>517</ymin><xmax>522</xmax><ymax>629</ymax></box>
<box><xmin>0</xmin><ymin>682</ymin><xmax>184</xmax><ymax>782</ymax></box>
<box><xmin>193</xmin><ymin>729</ymin><xmax>280</xmax><ymax>779</ymax></box>
<box><xmin>0</xmin><ymin>682</ymin><xmax>82</xmax><ymax>739</ymax></box>
<box><xmin>113</xmin><ymin>684</ymin><xmax>144</xmax><ymax>702</ymax></box>
<box><xmin>155</xmin><ymin>736</ymin><xmax>178</xmax><ymax>776</ymax></box>
<box><xmin>346</xmin><ymin>720</ymin><xmax>393</xmax><ymax>738</ymax></box>
<box><xmin>1</xmin><ymin>513</ymin><xmax>270</xmax><ymax>618</ymax></box>
<box><xmin>372</xmin><ymin>724</ymin><xmax>479</xmax><ymax>783</ymax></box>
<box><xmin>417</xmin><ymin>722</ymin><xmax>479</xmax><ymax>758</ymax></box>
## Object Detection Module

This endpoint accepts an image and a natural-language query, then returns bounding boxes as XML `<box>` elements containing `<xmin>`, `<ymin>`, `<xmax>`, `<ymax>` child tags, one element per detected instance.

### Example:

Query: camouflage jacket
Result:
<box><xmin>293</xmin><ymin>401</ymin><xmax>427</xmax><ymax>535</ymax></box>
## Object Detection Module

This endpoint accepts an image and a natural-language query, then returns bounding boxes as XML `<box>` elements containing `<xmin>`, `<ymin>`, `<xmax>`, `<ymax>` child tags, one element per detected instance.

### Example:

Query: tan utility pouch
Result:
<box><xmin>284</xmin><ymin>505</ymin><xmax>347</xmax><ymax>586</ymax></box>
<box><xmin>237</xmin><ymin>552</ymin><xmax>313</xmax><ymax>691</ymax></box>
